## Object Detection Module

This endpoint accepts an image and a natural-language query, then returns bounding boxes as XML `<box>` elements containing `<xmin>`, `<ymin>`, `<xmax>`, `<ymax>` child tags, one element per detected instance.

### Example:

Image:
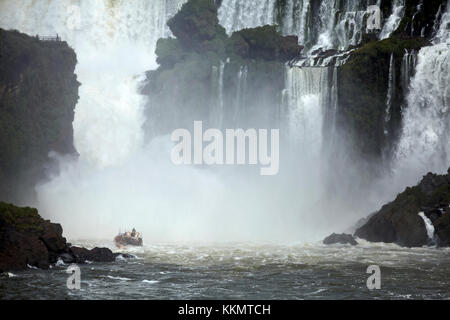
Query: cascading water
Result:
<box><xmin>284</xmin><ymin>67</ymin><xmax>325</xmax><ymax>155</ymax></box>
<box><xmin>278</xmin><ymin>0</ymin><xmax>312</xmax><ymax>45</ymax></box>
<box><xmin>218</xmin><ymin>0</ymin><xmax>276</xmax><ymax>34</ymax></box>
<box><xmin>210</xmin><ymin>61</ymin><xmax>226</xmax><ymax>128</ymax></box>
<box><xmin>0</xmin><ymin>0</ymin><xmax>447</xmax><ymax>243</ymax></box>
<box><xmin>379</xmin><ymin>0</ymin><xmax>405</xmax><ymax>40</ymax></box>
<box><xmin>418</xmin><ymin>212</ymin><xmax>436</xmax><ymax>244</ymax></box>
<box><xmin>0</xmin><ymin>0</ymin><xmax>186</xmax><ymax>167</ymax></box>
<box><xmin>385</xmin><ymin>53</ymin><xmax>396</xmax><ymax>130</ymax></box>
<box><xmin>233</xmin><ymin>65</ymin><xmax>248</xmax><ymax>126</ymax></box>
<box><xmin>393</xmin><ymin>1</ymin><xmax>450</xmax><ymax>185</ymax></box>
<box><xmin>401</xmin><ymin>49</ymin><xmax>417</xmax><ymax>95</ymax></box>
<box><xmin>219</xmin><ymin>0</ymin><xmax>381</xmax><ymax>51</ymax></box>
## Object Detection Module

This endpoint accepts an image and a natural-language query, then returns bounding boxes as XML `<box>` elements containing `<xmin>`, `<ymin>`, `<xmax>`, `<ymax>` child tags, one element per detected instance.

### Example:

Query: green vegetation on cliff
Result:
<box><xmin>0</xmin><ymin>29</ymin><xmax>79</xmax><ymax>203</ymax></box>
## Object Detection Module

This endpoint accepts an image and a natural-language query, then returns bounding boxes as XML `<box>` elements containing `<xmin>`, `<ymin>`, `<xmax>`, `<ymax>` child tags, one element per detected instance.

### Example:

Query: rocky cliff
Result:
<box><xmin>355</xmin><ymin>169</ymin><xmax>450</xmax><ymax>247</ymax></box>
<box><xmin>143</xmin><ymin>0</ymin><xmax>303</xmax><ymax>137</ymax></box>
<box><xmin>0</xmin><ymin>202</ymin><xmax>127</xmax><ymax>272</ymax></box>
<box><xmin>0</xmin><ymin>29</ymin><xmax>79</xmax><ymax>204</ymax></box>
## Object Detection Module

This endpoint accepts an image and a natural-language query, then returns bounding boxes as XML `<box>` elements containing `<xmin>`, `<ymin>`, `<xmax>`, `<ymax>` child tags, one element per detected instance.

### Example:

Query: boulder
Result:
<box><xmin>70</xmin><ymin>246</ymin><xmax>116</xmax><ymax>263</ymax></box>
<box><xmin>0</xmin><ymin>202</ymin><xmax>127</xmax><ymax>272</ymax></box>
<box><xmin>355</xmin><ymin>169</ymin><xmax>450</xmax><ymax>247</ymax></box>
<box><xmin>323</xmin><ymin>233</ymin><xmax>358</xmax><ymax>246</ymax></box>
<box><xmin>0</xmin><ymin>228</ymin><xmax>49</xmax><ymax>271</ymax></box>
<box><xmin>40</xmin><ymin>220</ymin><xmax>67</xmax><ymax>263</ymax></box>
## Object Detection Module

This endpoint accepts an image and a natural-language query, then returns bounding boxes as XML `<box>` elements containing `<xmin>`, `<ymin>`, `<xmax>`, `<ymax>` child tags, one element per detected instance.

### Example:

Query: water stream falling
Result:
<box><xmin>418</xmin><ymin>212</ymin><xmax>436</xmax><ymax>243</ymax></box>
<box><xmin>393</xmin><ymin>1</ymin><xmax>450</xmax><ymax>185</ymax></box>
<box><xmin>379</xmin><ymin>0</ymin><xmax>405</xmax><ymax>40</ymax></box>
<box><xmin>385</xmin><ymin>53</ymin><xmax>396</xmax><ymax>129</ymax></box>
<box><xmin>1</xmin><ymin>0</ymin><xmax>450</xmax><ymax>300</ymax></box>
<box><xmin>0</xmin><ymin>0</ymin><xmax>448</xmax><ymax>243</ymax></box>
<box><xmin>0</xmin><ymin>0</ymin><xmax>186</xmax><ymax>167</ymax></box>
<box><xmin>401</xmin><ymin>49</ymin><xmax>417</xmax><ymax>95</ymax></box>
<box><xmin>218</xmin><ymin>0</ymin><xmax>276</xmax><ymax>34</ymax></box>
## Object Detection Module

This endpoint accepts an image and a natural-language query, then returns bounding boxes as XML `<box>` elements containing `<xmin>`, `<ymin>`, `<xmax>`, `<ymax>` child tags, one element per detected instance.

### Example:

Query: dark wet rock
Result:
<box><xmin>0</xmin><ymin>29</ymin><xmax>79</xmax><ymax>204</ymax></box>
<box><xmin>167</xmin><ymin>0</ymin><xmax>227</xmax><ymax>52</ymax></box>
<box><xmin>323</xmin><ymin>233</ymin><xmax>358</xmax><ymax>246</ymax></box>
<box><xmin>0</xmin><ymin>203</ymin><xmax>53</xmax><ymax>271</ymax></box>
<box><xmin>0</xmin><ymin>202</ymin><xmax>122</xmax><ymax>272</ymax></box>
<box><xmin>311</xmin><ymin>48</ymin><xmax>338</xmax><ymax>59</ymax></box>
<box><xmin>355</xmin><ymin>169</ymin><xmax>450</xmax><ymax>247</ymax></box>
<box><xmin>229</xmin><ymin>26</ymin><xmax>303</xmax><ymax>62</ymax></box>
<box><xmin>0</xmin><ymin>228</ymin><xmax>50</xmax><ymax>271</ymax></box>
<box><xmin>70</xmin><ymin>246</ymin><xmax>116</xmax><ymax>263</ymax></box>
<box><xmin>59</xmin><ymin>253</ymin><xmax>75</xmax><ymax>264</ymax></box>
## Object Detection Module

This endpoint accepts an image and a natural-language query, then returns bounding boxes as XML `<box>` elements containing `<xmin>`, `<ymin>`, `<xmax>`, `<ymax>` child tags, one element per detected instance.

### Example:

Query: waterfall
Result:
<box><xmin>418</xmin><ymin>212</ymin><xmax>436</xmax><ymax>244</ymax></box>
<box><xmin>279</xmin><ymin>0</ymin><xmax>312</xmax><ymax>45</ymax></box>
<box><xmin>401</xmin><ymin>49</ymin><xmax>417</xmax><ymax>95</ymax></box>
<box><xmin>219</xmin><ymin>0</ymin><xmax>381</xmax><ymax>52</ymax></box>
<box><xmin>385</xmin><ymin>53</ymin><xmax>396</xmax><ymax>130</ymax></box>
<box><xmin>284</xmin><ymin>66</ymin><xmax>336</xmax><ymax>157</ymax></box>
<box><xmin>0</xmin><ymin>0</ymin><xmax>187</xmax><ymax>167</ymax></box>
<box><xmin>210</xmin><ymin>61</ymin><xmax>226</xmax><ymax>128</ymax></box>
<box><xmin>432</xmin><ymin>4</ymin><xmax>444</xmax><ymax>38</ymax></box>
<box><xmin>233</xmin><ymin>66</ymin><xmax>248</xmax><ymax>126</ymax></box>
<box><xmin>393</xmin><ymin>1</ymin><xmax>450</xmax><ymax>184</ymax></box>
<box><xmin>379</xmin><ymin>0</ymin><xmax>405</xmax><ymax>40</ymax></box>
<box><xmin>410</xmin><ymin>0</ymin><xmax>424</xmax><ymax>37</ymax></box>
<box><xmin>218</xmin><ymin>0</ymin><xmax>276</xmax><ymax>34</ymax></box>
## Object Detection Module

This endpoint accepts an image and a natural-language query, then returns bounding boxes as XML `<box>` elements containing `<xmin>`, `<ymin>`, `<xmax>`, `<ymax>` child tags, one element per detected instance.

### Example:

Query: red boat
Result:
<box><xmin>114</xmin><ymin>229</ymin><xmax>143</xmax><ymax>248</ymax></box>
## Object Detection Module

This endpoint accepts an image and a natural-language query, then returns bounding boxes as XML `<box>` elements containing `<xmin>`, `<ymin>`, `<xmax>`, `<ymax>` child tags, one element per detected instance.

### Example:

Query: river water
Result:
<box><xmin>2</xmin><ymin>240</ymin><xmax>449</xmax><ymax>300</ymax></box>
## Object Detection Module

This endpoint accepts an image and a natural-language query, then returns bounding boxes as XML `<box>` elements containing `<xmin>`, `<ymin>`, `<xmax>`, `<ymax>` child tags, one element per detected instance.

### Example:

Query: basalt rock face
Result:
<box><xmin>337</xmin><ymin>0</ymin><xmax>446</xmax><ymax>163</ymax></box>
<box><xmin>0</xmin><ymin>29</ymin><xmax>79</xmax><ymax>204</ymax></box>
<box><xmin>143</xmin><ymin>0</ymin><xmax>303</xmax><ymax>138</ymax></box>
<box><xmin>0</xmin><ymin>203</ymin><xmax>122</xmax><ymax>272</ymax></box>
<box><xmin>338</xmin><ymin>36</ymin><xmax>430</xmax><ymax>162</ymax></box>
<box><xmin>394</xmin><ymin>0</ymin><xmax>448</xmax><ymax>39</ymax></box>
<box><xmin>355</xmin><ymin>169</ymin><xmax>450</xmax><ymax>247</ymax></box>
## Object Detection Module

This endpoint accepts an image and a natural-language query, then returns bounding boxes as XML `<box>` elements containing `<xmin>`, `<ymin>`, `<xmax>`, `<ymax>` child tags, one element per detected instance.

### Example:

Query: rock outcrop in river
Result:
<box><xmin>355</xmin><ymin>169</ymin><xmax>450</xmax><ymax>247</ymax></box>
<box><xmin>0</xmin><ymin>202</ymin><xmax>123</xmax><ymax>272</ymax></box>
